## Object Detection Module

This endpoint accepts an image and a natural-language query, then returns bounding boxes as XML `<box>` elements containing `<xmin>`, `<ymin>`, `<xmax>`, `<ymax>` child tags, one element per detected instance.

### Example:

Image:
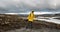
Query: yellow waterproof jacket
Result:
<box><xmin>27</xmin><ymin>12</ymin><xmax>35</xmax><ymax>22</ymax></box>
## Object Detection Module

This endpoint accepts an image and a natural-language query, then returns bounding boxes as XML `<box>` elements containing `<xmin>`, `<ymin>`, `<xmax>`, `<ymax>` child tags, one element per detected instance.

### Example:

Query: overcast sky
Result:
<box><xmin>0</xmin><ymin>0</ymin><xmax>60</xmax><ymax>13</ymax></box>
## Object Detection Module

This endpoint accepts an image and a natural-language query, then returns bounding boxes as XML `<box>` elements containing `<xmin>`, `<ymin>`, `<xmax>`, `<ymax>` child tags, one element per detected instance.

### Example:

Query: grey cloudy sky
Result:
<box><xmin>0</xmin><ymin>0</ymin><xmax>60</xmax><ymax>13</ymax></box>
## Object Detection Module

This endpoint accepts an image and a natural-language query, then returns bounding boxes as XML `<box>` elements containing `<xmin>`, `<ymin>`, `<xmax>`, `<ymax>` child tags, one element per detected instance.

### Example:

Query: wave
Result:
<box><xmin>4</xmin><ymin>12</ymin><xmax>60</xmax><ymax>15</ymax></box>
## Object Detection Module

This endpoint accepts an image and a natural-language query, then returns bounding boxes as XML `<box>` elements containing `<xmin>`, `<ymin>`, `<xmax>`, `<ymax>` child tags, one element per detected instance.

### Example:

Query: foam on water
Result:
<box><xmin>4</xmin><ymin>12</ymin><xmax>60</xmax><ymax>15</ymax></box>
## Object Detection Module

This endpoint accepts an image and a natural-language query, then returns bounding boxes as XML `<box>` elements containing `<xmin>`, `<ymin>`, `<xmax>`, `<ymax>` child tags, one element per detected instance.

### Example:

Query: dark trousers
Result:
<box><xmin>26</xmin><ymin>21</ymin><xmax>33</xmax><ymax>29</ymax></box>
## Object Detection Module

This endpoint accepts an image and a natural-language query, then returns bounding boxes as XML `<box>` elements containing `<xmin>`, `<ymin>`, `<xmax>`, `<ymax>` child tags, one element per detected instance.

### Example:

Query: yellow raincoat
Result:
<box><xmin>27</xmin><ymin>12</ymin><xmax>35</xmax><ymax>22</ymax></box>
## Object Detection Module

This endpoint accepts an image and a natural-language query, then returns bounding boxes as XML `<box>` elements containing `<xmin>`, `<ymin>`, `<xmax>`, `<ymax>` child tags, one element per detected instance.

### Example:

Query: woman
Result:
<box><xmin>26</xmin><ymin>11</ymin><xmax>35</xmax><ymax>29</ymax></box>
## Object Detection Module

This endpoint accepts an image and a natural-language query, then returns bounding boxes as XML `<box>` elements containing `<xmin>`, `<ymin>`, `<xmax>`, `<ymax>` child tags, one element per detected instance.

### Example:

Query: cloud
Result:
<box><xmin>0</xmin><ymin>0</ymin><xmax>60</xmax><ymax>13</ymax></box>
<box><xmin>0</xmin><ymin>0</ymin><xmax>45</xmax><ymax>8</ymax></box>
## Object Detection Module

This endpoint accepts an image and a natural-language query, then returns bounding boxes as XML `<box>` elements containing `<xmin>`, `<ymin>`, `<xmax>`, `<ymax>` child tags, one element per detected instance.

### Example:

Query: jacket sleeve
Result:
<box><xmin>27</xmin><ymin>14</ymin><xmax>30</xmax><ymax>19</ymax></box>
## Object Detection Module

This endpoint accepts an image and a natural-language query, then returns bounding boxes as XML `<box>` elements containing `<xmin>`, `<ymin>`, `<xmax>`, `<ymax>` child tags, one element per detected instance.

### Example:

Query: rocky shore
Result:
<box><xmin>0</xmin><ymin>14</ymin><xmax>60</xmax><ymax>32</ymax></box>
